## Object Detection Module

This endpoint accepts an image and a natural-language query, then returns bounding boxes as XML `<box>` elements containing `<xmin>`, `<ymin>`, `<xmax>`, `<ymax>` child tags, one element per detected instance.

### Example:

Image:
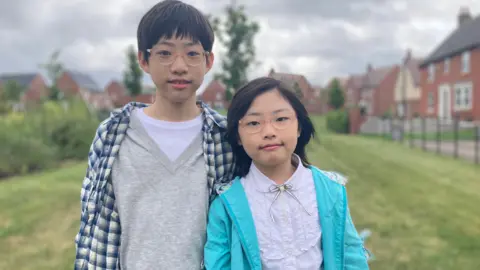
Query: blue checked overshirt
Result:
<box><xmin>74</xmin><ymin>101</ymin><xmax>235</xmax><ymax>270</ymax></box>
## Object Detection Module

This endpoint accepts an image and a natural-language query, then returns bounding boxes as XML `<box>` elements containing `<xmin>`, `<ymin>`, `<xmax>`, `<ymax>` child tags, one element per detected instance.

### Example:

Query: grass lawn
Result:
<box><xmin>1</xmin><ymin>116</ymin><xmax>480</xmax><ymax>269</ymax></box>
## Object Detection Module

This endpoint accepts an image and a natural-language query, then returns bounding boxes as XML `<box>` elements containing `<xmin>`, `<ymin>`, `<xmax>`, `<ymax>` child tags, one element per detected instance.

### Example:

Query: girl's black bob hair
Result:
<box><xmin>226</xmin><ymin>76</ymin><xmax>316</xmax><ymax>178</ymax></box>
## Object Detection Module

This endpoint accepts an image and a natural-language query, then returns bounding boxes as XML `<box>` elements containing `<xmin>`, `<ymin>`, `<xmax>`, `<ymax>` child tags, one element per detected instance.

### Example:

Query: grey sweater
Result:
<box><xmin>112</xmin><ymin>110</ymin><xmax>209</xmax><ymax>270</ymax></box>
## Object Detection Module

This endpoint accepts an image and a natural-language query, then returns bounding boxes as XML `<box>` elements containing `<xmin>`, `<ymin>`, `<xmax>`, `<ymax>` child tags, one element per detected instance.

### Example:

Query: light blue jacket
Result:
<box><xmin>204</xmin><ymin>166</ymin><xmax>370</xmax><ymax>270</ymax></box>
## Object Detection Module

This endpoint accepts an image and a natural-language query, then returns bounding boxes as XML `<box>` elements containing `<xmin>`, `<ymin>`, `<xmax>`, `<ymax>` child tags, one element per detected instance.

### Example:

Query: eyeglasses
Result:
<box><xmin>239</xmin><ymin>112</ymin><xmax>297</xmax><ymax>134</ymax></box>
<box><xmin>146</xmin><ymin>47</ymin><xmax>209</xmax><ymax>67</ymax></box>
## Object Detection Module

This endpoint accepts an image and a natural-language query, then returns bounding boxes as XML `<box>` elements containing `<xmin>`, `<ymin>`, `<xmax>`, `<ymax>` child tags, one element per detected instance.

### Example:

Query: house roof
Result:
<box><xmin>420</xmin><ymin>12</ymin><xmax>480</xmax><ymax>67</ymax></box>
<box><xmin>0</xmin><ymin>73</ymin><xmax>38</xmax><ymax>88</ymax></box>
<box><xmin>268</xmin><ymin>71</ymin><xmax>314</xmax><ymax>98</ymax></box>
<box><xmin>405</xmin><ymin>57</ymin><xmax>423</xmax><ymax>86</ymax></box>
<box><xmin>66</xmin><ymin>70</ymin><xmax>103</xmax><ymax>92</ymax></box>
<box><xmin>363</xmin><ymin>66</ymin><xmax>393</xmax><ymax>88</ymax></box>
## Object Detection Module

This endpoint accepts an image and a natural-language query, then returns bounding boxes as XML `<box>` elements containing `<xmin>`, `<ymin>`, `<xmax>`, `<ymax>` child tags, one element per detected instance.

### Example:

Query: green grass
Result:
<box><xmin>0</xmin><ymin>163</ymin><xmax>85</xmax><ymax>270</ymax></box>
<box><xmin>1</xmin><ymin>116</ymin><xmax>480</xmax><ymax>269</ymax></box>
<box><xmin>406</xmin><ymin>127</ymin><xmax>477</xmax><ymax>141</ymax></box>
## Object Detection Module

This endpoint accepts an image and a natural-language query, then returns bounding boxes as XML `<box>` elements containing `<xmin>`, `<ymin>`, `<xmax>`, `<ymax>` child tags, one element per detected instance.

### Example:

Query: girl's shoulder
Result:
<box><xmin>308</xmin><ymin>166</ymin><xmax>348</xmax><ymax>186</ymax></box>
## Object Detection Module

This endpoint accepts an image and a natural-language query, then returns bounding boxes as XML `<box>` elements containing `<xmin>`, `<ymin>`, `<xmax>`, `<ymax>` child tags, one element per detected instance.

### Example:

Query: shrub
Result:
<box><xmin>0</xmin><ymin>98</ymin><xmax>101</xmax><ymax>178</ymax></box>
<box><xmin>326</xmin><ymin>109</ymin><xmax>350</xmax><ymax>134</ymax></box>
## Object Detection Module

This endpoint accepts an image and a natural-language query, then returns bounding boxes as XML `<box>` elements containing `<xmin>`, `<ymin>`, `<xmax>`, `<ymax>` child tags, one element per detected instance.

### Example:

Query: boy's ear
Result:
<box><xmin>138</xmin><ymin>51</ymin><xmax>150</xmax><ymax>74</ymax></box>
<box><xmin>205</xmin><ymin>52</ymin><xmax>215</xmax><ymax>73</ymax></box>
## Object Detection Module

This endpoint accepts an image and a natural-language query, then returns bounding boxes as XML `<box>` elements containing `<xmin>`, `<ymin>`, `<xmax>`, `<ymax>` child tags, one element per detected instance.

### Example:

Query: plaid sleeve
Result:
<box><xmin>74</xmin><ymin>120</ymin><xmax>108</xmax><ymax>262</ymax></box>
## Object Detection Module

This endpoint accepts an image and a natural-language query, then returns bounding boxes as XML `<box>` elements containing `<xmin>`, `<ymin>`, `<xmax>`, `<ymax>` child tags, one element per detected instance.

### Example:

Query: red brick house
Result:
<box><xmin>346</xmin><ymin>64</ymin><xmax>396</xmax><ymax>133</ymax></box>
<box><xmin>419</xmin><ymin>7</ymin><xmax>480</xmax><ymax>121</ymax></box>
<box><xmin>267</xmin><ymin>68</ymin><xmax>322</xmax><ymax>114</ymax></box>
<box><xmin>372</xmin><ymin>65</ymin><xmax>400</xmax><ymax>117</ymax></box>
<box><xmin>197</xmin><ymin>80</ymin><xmax>228</xmax><ymax>110</ymax></box>
<box><xmin>104</xmin><ymin>80</ymin><xmax>155</xmax><ymax>107</ymax></box>
<box><xmin>0</xmin><ymin>73</ymin><xmax>48</xmax><ymax>109</ymax></box>
<box><xmin>57</xmin><ymin>70</ymin><xmax>113</xmax><ymax>111</ymax></box>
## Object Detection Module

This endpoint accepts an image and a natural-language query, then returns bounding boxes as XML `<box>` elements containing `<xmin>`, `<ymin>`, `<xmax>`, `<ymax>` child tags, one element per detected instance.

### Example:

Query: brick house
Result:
<box><xmin>0</xmin><ymin>73</ymin><xmax>48</xmax><ymax>109</ymax></box>
<box><xmin>372</xmin><ymin>65</ymin><xmax>400</xmax><ymax>117</ymax></box>
<box><xmin>57</xmin><ymin>70</ymin><xmax>113</xmax><ymax>111</ymax></box>
<box><xmin>357</xmin><ymin>64</ymin><xmax>395</xmax><ymax>116</ymax></box>
<box><xmin>393</xmin><ymin>50</ymin><xmax>423</xmax><ymax>119</ymax></box>
<box><xmin>346</xmin><ymin>64</ymin><xmax>396</xmax><ymax>133</ymax></box>
<box><xmin>104</xmin><ymin>80</ymin><xmax>155</xmax><ymax>107</ymax></box>
<box><xmin>197</xmin><ymin>80</ymin><xmax>228</xmax><ymax>110</ymax></box>
<box><xmin>267</xmin><ymin>68</ymin><xmax>322</xmax><ymax>114</ymax></box>
<box><xmin>419</xmin><ymin>7</ymin><xmax>480</xmax><ymax>121</ymax></box>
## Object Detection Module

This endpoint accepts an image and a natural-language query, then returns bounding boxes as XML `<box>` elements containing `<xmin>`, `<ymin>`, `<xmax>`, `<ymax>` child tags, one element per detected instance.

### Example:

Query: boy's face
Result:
<box><xmin>237</xmin><ymin>90</ymin><xmax>300</xmax><ymax>170</ymax></box>
<box><xmin>138</xmin><ymin>35</ymin><xmax>214</xmax><ymax>104</ymax></box>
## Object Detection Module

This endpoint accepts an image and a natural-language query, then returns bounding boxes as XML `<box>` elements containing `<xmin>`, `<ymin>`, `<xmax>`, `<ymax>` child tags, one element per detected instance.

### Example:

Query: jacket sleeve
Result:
<box><xmin>74</xmin><ymin>122</ymin><xmax>106</xmax><ymax>267</ymax></box>
<box><xmin>344</xmin><ymin>191</ymin><xmax>370</xmax><ymax>270</ymax></box>
<box><xmin>204</xmin><ymin>197</ymin><xmax>232</xmax><ymax>270</ymax></box>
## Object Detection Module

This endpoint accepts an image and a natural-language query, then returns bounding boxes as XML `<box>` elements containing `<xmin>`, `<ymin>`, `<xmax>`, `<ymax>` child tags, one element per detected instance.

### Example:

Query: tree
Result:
<box><xmin>123</xmin><ymin>45</ymin><xmax>143</xmax><ymax>100</ymax></box>
<box><xmin>39</xmin><ymin>49</ymin><xmax>64</xmax><ymax>101</ymax></box>
<box><xmin>328</xmin><ymin>78</ymin><xmax>345</xmax><ymax>110</ymax></box>
<box><xmin>293</xmin><ymin>82</ymin><xmax>303</xmax><ymax>100</ymax></box>
<box><xmin>209</xmin><ymin>4</ymin><xmax>260</xmax><ymax>101</ymax></box>
<box><xmin>0</xmin><ymin>80</ymin><xmax>24</xmax><ymax>113</ymax></box>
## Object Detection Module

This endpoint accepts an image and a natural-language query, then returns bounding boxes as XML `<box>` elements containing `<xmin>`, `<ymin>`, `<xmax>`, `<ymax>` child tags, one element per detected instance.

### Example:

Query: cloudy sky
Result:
<box><xmin>1</xmin><ymin>0</ymin><xmax>479</xmax><ymax>91</ymax></box>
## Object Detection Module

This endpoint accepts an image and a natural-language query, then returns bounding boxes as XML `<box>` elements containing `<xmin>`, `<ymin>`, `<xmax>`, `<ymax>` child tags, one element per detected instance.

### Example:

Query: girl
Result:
<box><xmin>204</xmin><ymin>77</ymin><xmax>370</xmax><ymax>270</ymax></box>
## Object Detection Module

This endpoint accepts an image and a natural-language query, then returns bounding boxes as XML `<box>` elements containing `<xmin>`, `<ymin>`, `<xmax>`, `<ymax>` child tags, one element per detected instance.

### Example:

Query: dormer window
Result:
<box><xmin>461</xmin><ymin>51</ymin><xmax>470</xmax><ymax>73</ymax></box>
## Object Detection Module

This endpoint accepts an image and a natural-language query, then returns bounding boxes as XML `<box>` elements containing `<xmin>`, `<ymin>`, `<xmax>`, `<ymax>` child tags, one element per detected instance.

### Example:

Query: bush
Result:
<box><xmin>0</xmin><ymin>98</ymin><xmax>100</xmax><ymax>178</ymax></box>
<box><xmin>326</xmin><ymin>109</ymin><xmax>350</xmax><ymax>134</ymax></box>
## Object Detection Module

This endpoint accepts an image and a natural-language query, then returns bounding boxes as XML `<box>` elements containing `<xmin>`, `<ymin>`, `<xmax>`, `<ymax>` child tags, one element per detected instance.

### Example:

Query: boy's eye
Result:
<box><xmin>157</xmin><ymin>50</ymin><xmax>172</xmax><ymax>56</ymax></box>
<box><xmin>187</xmin><ymin>51</ymin><xmax>201</xmax><ymax>57</ymax></box>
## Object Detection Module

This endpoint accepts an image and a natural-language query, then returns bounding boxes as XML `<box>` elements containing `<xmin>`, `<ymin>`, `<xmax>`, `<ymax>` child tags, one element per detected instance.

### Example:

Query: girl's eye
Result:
<box><xmin>246</xmin><ymin>121</ymin><xmax>260</xmax><ymax>126</ymax></box>
<box><xmin>276</xmin><ymin>117</ymin><xmax>289</xmax><ymax>122</ymax></box>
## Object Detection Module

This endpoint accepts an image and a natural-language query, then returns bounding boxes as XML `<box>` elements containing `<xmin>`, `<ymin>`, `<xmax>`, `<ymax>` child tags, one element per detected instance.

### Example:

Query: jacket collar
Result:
<box><xmin>219</xmin><ymin>166</ymin><xmax>344</xmax><ymax>268</ymax></box>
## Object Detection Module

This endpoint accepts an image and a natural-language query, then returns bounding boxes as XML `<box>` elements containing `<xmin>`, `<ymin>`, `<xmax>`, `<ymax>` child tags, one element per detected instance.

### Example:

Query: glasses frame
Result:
<box><xmin>238</xmin><ymin>114</ymin><xmax>297</xmax><ymax>134</ymax></box>
<box><xmin>146</xmin><ymin>48</ymin><xmax>210</xmax><ymax>67</ymax></box>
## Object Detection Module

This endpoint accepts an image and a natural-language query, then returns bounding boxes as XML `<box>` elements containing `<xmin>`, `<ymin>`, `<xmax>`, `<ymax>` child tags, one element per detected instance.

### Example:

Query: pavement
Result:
<box><xmin>406</xmin><ymin>139</ymin><xmax>479</xmax><ymax>164</ymax></box>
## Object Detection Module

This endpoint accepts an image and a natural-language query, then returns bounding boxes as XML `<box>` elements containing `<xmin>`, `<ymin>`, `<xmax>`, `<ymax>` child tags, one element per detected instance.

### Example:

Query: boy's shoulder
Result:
<box><xmin>199</xmin><ymin>102</ymin><xmax>228</xmax><ymax>130</ymax></box>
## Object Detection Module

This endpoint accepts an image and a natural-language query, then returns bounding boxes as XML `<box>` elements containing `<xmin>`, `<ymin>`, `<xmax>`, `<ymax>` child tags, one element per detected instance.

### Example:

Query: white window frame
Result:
<box><xmin>453</xmin><ymin>81</ymin><xmax>473</xmax><ymax>111</ymax></box>
<box><xmin>428</xmin><ymin>64</ymin><xmax>435</xmax><ymax>82</ymax></box>
<box><xmin>444</xmin><ymin>58</ymin><xmax>450</xmax><ymax>74</ymax></box>
<box><xmin>215</xmin><ymin>92</ymin><xmax>222</xmax><ymax>101</ymax></box>
<box><xmin>461</xmin><ymin>51</ymin><xmax>470</xmax><ymax>73</ymax></box>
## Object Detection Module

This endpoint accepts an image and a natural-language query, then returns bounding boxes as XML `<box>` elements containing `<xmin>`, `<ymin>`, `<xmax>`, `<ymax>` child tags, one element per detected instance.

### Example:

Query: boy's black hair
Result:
<box><xmin>226</xmin><ymin>77</ymin><xmax>317</xmax><ymax>178</ymax></box>
<box><xmin>137</xmin><ymin>0</ymin><xmax>214</xmax><ymax>62</ymax></box>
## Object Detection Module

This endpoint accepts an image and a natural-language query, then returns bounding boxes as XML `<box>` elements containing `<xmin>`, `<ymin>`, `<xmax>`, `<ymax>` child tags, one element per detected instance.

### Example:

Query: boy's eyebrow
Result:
<box><xmin>156</xmin><ymin>41</ymin><xmax>199</xmax><ymax>47</ymax></box>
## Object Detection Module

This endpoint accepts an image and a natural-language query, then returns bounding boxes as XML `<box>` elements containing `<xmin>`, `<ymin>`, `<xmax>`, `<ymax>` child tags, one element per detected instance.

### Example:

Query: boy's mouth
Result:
<box><xmin>168</xmin><ymin>79</ymin><xmax>192</xmax><ymax>89</ymax></box>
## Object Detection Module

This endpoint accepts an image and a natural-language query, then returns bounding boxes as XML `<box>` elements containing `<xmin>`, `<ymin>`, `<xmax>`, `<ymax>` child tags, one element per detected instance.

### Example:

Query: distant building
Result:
<box><xmin>419</xmin><ymin>7</ymin><xmax>480</xmax><ymax>121</ymax></box>
<box><xmin>0</xmin><ymin>72</ymin><xmax>48</xmax><ymax>109</ymax></box>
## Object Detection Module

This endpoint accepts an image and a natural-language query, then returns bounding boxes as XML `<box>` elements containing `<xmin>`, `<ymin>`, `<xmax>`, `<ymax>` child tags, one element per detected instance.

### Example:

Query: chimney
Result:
<box><xmin>268</xmin><ymin>68</ymin><xmax>275</xmax><ymax>77</ymax></box>
<box><xmin>366</xmin><ymin>63</ymin><xmax>373</xmax><ymax>73</ymax></box>
<box><xmin>458</xmin><ymin>7</ymin><xmax>472</xmax><ymax>26</ymax></box>
<box><xmin>404</xmin><ymin>48</ymin><xmax>412</xmax><ymax>64</ymax></box>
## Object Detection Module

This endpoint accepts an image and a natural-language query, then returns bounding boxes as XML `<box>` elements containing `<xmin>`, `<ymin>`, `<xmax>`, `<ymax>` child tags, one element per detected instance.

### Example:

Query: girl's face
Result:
<box><xmin>238</xmin><ymin>89</ymin><xmax>300</xmax><ymax>170</ymax></box>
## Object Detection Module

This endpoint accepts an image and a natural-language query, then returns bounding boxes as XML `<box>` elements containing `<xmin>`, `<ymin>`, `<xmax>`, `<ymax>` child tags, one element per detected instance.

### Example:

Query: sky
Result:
<box><xmin>1</xmin><ymin>0</ymin><xmax>479</xmax><ymax>92</ymax></box>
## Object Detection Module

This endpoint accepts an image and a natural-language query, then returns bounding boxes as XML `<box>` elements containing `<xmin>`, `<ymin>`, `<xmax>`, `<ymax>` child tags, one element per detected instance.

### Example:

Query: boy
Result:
<box><xmin>74</xmin><ymin>1</ymin><xmax>235</xmax><ymax>269</ymax></box>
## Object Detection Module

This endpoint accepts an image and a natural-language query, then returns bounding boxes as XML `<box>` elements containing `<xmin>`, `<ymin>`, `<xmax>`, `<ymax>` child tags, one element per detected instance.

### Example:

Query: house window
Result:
<box><xmin>428</xmin><ymin>64</ymin><xmax>435</xmax><ymax>82</ymax></box>
<box><xmin>444</xmin><ymin>58</ymin><xmax>450</xmax><ymax>74</ymax></box>
<box><xmin>427</xmin><ymin>92</ymin><xmax>434</xmax><ymax>112</ymax></box>
<box><xmin>215</xmin><ymin>92</ymin><xmax>222</xmax><ymax>101</ymax></box>
<box><xmin>461</xmin><ymin>51</ymin><xmax>470</xmax><ymax>73</ymax></box>
<box><xmin>454</xmin><ymin>82</ymin><xmax>473</xmax><ymax>111</ymax></box>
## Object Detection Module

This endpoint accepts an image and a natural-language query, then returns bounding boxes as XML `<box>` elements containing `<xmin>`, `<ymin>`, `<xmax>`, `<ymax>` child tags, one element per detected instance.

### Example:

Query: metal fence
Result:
<box><xmin>369</xmin><ymin>116</ymin><xmax>480</xmax><ymax>164</ymax></box>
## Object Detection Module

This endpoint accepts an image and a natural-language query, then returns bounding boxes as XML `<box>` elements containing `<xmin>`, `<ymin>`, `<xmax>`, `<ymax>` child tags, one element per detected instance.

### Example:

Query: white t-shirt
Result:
<box><xmin>136</xmin><ymin>108</ymin><xmax>203</xmax><ymax>161</ymax></box>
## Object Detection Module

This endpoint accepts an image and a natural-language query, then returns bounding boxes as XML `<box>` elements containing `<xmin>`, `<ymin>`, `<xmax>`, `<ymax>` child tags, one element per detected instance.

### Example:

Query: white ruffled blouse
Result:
<box><xmin>240</xmin><ymin>157</ymin><xmax>323</xmax><ymax>270</ymax></box>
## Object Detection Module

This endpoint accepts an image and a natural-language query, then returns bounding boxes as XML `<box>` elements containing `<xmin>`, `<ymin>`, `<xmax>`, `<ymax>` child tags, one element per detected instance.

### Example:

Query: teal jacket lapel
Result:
<box><xmin>219</xmin><ymin>179</ymin><xmax>262</xmax><ymax>269</ymax></box>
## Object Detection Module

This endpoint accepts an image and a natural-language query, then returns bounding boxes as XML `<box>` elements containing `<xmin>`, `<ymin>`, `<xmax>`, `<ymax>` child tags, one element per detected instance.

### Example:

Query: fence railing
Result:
<box><xmin>363</xmin><ymin>116</ymin><xmax>480</xmax><ymax>164</ymax></box>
